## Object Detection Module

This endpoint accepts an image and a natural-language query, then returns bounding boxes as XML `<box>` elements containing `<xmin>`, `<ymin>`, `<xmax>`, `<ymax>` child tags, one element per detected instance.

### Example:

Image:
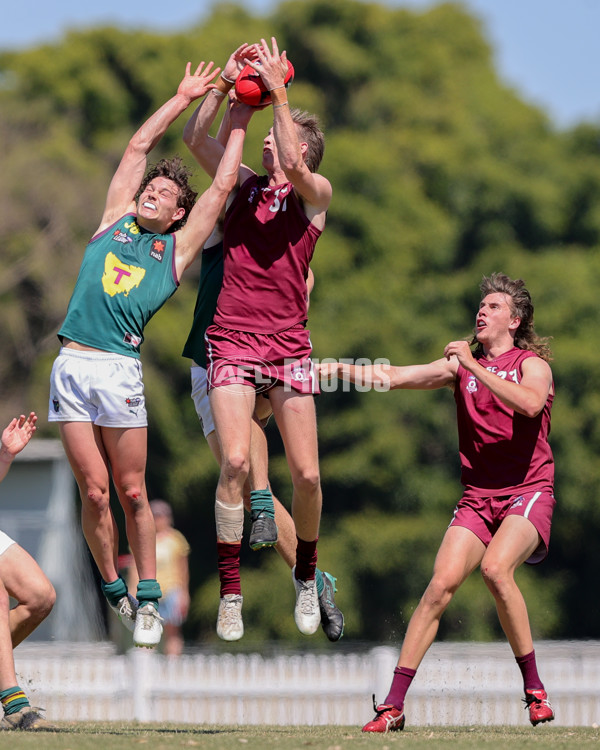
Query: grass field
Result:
<box><xmin>1</xmin><ymin>724</ymin><xmax>599</xmax><ymax>749</ymax></box>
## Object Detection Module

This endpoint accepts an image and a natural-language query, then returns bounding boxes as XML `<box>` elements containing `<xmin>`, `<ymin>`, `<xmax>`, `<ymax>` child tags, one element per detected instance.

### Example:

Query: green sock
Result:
<box><xmin>250</xmin><ymin>488</ymin><xmax>275</xmax><ymax>520</ymax></box>
<box><xmin>136</xmin><ymin>578</ymin><xmax>162</xmax><ymax>609</ymax></box>
<box><xmin>101</xmin><ymin>576</ymin><xmax>128</xmax><ymax>607</ymax></box>
<box><xmin>0</xmin><ymin>686</ymin><xmax>29</xmax><ymax>716</ymax></box>
<box><xmin>315</xmin><ymin>568</ymin><xmax>324</xmax><ymax>597</ymax></box>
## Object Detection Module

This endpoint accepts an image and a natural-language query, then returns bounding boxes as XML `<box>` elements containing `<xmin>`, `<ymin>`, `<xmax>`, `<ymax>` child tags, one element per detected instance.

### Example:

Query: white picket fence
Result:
<box><xmin>13</xmin><ymin>640</ymin><xmax>600</xmax><ymax>726</ymax></box>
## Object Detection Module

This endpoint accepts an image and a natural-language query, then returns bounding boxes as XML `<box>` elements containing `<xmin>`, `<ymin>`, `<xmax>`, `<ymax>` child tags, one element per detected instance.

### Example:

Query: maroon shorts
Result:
<box><xmin>205</xmin><ymin>323</ymin><xmax>319</xmax><ymax>395</ymax></box>
<box><xmin>449</xmin><ymin>489</ymin><xmax>555</xmax><ymax>564</ymax></box>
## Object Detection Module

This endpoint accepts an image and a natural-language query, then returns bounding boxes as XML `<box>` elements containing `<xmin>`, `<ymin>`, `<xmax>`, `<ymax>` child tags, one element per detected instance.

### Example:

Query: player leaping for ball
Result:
<box><xmin>183</xmin><ymin>38</ymin><xmax>333</xmax><ymax>638</ymax></box>
<box><xmin>320</xmin><ymin>273</ymin><xmax>556</xmax><ymax>731</ymax></box>
<box><xmin>49</xmin><ymin>60</ymin><xmax>250</xmax><ymax>649</ymax></box>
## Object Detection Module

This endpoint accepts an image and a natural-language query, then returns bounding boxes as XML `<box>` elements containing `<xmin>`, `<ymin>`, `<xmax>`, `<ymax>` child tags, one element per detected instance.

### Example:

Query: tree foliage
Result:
<box><xmin>2</xmin><ymin>0</ymin><xmax>600</xmax><ymax>645</ymax></box>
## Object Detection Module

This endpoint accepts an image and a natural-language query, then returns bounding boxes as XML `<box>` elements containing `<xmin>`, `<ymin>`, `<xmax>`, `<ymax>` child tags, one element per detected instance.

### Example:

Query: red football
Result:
<box><xmin>235</xmin><ymin>60</ymin><xmax>294</xmax><ymax>107</ymax></box>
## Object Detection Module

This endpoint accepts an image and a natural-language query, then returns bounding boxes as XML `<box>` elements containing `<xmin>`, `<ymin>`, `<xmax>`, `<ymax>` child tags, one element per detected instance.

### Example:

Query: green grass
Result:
<box><xmin>1</xmin><ymin>724</ymin><xmax>599</xmax><ymax>750</ymax></box>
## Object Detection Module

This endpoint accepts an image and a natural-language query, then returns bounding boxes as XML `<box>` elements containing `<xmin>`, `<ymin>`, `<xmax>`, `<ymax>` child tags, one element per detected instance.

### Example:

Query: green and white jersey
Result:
<box><xmin>59</xmin><ymin>214</ymin><xmax>178</xmax><ymax>358</ymax></box>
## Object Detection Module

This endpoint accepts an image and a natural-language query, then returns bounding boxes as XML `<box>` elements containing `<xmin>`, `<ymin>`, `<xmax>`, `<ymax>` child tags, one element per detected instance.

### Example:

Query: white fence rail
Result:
<box><xmin>13</xmin><ymin>640</ymin><xmax>600</xmax><ymax>726</ymax></box>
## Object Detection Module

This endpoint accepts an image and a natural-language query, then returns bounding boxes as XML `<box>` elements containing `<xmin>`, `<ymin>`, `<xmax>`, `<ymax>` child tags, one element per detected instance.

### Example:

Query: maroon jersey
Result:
<box><xmin>454</xmin><ymin>347</ymin><xmax>554</xmax><ymax>497</ymax></box>
<box><xmin>214</xmin><ymin>175</ymin><xmax>322</xmax><ymax>333</ymax></box>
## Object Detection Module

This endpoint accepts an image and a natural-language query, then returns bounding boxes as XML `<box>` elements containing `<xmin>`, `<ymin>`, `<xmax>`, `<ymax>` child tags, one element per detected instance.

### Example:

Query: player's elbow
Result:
<box><xmin>214</xmin><ymin>169</ymin><xmax>238</xmax><ymax>197</ymax></box>
<box><xmin>518</xmin><ymin>397</ymin><xmax>545</xmax><ymax>419</ymax></box>
<box><xmin>182</xmin><ymin>123</ymin><xmax>198</xmax><ymax>152</ymax></box>
<box><xmin>524</xmin><ymin>406</ymin><xmax>543</xmax><ymax>419</ymax></box>
<box><xmin>127</xmin><ymin>133</ymin><xmax>153</xmax><ymax>158</ymax></box>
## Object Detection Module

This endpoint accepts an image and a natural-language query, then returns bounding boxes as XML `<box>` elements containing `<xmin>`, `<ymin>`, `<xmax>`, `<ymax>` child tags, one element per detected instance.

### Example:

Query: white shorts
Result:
<box><xmin>190</xmin><ymin>366</ymin><xmax>215</xmax><ymax>437</ymax></box>
<box><xmin>49</xmin><ymin>348</ymin><xmax>147</xmax><ymax>428</ymax></box>
<box><xmin>0</xmin><ymin>530</ymin><xmax>16</xmax><ymax>556</ymax></box>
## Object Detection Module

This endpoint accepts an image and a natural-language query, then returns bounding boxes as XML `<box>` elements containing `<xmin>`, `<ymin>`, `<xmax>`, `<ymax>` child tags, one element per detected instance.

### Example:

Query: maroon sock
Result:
<box><xmin>294</xmin><ymin>536</ymin><xmax>318</xmax><ymax>581</ymax></box>
<box><xmin>516</xmin><ymin>650</ymin><xmax>544</xmax><ymax>691</ymax></box>
<box><xmin>217</xmin><ymin>542</ymin><xmax>241</xmax><ymax>597</ymax></box>
<box><xmin>385</xmin><ymin>666</ymin><xmax>416</xmax><ymax>709</ymax></box>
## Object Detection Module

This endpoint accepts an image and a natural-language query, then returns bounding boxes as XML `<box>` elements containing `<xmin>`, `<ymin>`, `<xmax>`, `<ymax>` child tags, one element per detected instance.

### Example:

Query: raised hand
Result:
<box><xmin>443</xmin><ymin>340</ymin><xmax>476</xmax><ymax>370</ymax></box>
<box><xmin>0</xmin><ymin>412</ymin><xmax>37</xmax><ymax>460</ymax></box>
<box><xmin>222</xmin><ymin>43</ymin><xmax>260</xmax><ymax>83</ymax></box>
<box><xmin>177</xmin><ymin>61</ymin><xmax>222</xmax><ymax>103</ymax></box>
<box><xmin>246</xmin><ymin>36</ymin><xmax>289</xmax><ymax>92</ymax></box>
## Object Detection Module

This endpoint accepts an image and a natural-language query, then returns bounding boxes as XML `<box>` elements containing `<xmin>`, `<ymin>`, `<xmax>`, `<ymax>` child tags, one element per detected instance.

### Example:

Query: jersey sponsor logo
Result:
<box><xmin>102</xmin><ymin>252</ymin><xmax>146</xmax><ymax>297</ymax></box>
<box><xmin>112</xmin><ymin>229</ymin><xmax>133</xmax><ymax>244</ymax></box>
<box><xmin>150</xmin><ymin>239</ymin><xmax>166</xmax><ymax>262</ymax></box>
<box><xmin>123</xmin><ymin>332</ymin><xmax>142</xmax><ymax>347</ymax></box>
<box><xmin>52</xmin><ymin>397</ymin><xmax>60</xmax><ymax>413</ymax></box>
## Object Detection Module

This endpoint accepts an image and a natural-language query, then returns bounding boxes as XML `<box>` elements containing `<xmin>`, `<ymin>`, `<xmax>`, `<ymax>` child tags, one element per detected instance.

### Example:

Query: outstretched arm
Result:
<box><xmin>318</xmin><ymin>357</ymin><xmax>457</xmax><ymax>391</ymax></box>
<box><xmin>174</xmin><ymin>99</ymin><xmax>253</xmax><ymax>276</ymax></box>
<box><xmin>96</xmin><ymin>61</ymin><xmax>221</xmax><ymax>235</ymax></box>
<box><xmin>0</xmin><ymin>412</ymin><xmax>37</xmax><ymax>483</ymax></box>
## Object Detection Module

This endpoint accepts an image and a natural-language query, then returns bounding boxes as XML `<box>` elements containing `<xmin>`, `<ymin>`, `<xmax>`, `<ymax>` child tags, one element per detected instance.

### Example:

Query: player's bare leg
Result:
<box><xmin>269</xmin><ymin>387</ymin><xmax>322</xmax><ymax>635</ymax></box>
<box><xmin>480</xmin><ymin>515</ymin><xmax>539</xmax><ymax>656</ymax></box>
<box><xmin>102</xmin><ymin>426</ymin><xmax>155</xmax><ymax>580</ymax></box>
<box><xmin>102</xmin><ymin>425</ymin><xmax>162</xmax><ymax>647</ymax></box>
<box><xmin>271</xmin><ymin>496</ymin><xmax>297</xmax><ymax>568</ymax></box>
<box><xmin>0</xmin><ymin>547</ymin><xmax>56</xmax><ymax>730</ymax></box>
<box><xmin>363</xmin><ymin>526</ymin><xmax>484</xmax><ymax>733</ymax></box>
<box><xmin>0</xmin><ymin>544</ymin><xmax>55</xmax><ymax>647</ymax></box>
<box><xmin>269</xmin><ymin>388</ymin><xmax>322</xmax><ymax>541</ymax></box>
<box><xmin>0</xmin><ymin>581</ymin><xmax>19</xmax><ymax>692</ymax></box>
<box><xmin>210</xmin><ymin>384</ymin><xmax>255</xmax><ymax>509</ymax></box>
<box><xmin>208</xmin><ymin>428</ymin><xmax>297</xmax><ymax>567</ymax></box>
<box><xmin>59</xmin><ymin>422</ymin><xmax>120</xmax><ymax>582</ymax></box>
<box><xmin>481</xmin><ymin>515</ymin><xmax>554</xmax><ymax>725</ymax></box>
<box><xmin>60</xmin><ymin>422</ymin><xmax>157</xmax><ymax>644</ymax></box>
<box><xmin>207</xmin><ymin>401</ymin><xmax>342</xmax><ymax>640</ymax></box>
<box><xmin>398</xmin><ymin>526</ymin><xmax>484</xmax><ymax>669</ymax></box>
<box><xmin>247</xmin><ymin>408</ymin><xmax>278</xmax><ymax>549</ymax></box>
<box><xmin>209</xmin><ymin>384</ymin><xmax>255</xmax><ymax>641</ymax></box>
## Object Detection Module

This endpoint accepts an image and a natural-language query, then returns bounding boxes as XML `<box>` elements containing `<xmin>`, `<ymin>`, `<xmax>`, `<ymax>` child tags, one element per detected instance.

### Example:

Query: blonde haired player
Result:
<box><xmin>321</xmin><ymin>273</ymin><xmax>555</xmax><ymax>732</ymax></box>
